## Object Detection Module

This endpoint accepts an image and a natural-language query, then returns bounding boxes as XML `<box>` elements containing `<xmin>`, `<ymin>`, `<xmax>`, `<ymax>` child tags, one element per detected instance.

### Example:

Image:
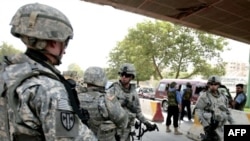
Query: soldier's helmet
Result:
<box><xmin>207</xmin><ymin>75</ymin><xmax>221</xmax><ymax>84</ymax></box>
<box><xmin>84</xmin><ymin>66</ymin><xmax>107</xmax><ymax>87</ymax></box>
<box><xmin>118</xmin><ymin>63</ymin><xmax>136</xmax><ymax>79</ymax></box>
<box><xmin>10</xmin><ymin>3</ymin><xmax>73</xmax><ymax>49</ymax></box>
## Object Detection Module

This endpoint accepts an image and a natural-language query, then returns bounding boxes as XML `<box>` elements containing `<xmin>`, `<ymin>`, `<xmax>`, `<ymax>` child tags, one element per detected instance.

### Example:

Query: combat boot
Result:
<box><xmin>174</xmin><ymin>128</ymin><xmax>183</xmax><ymax>135</ymax></box>
<box><xmin>166</xmin><ymin>126</ymin><xmax>171</xmax><ymax>132</ymax></box>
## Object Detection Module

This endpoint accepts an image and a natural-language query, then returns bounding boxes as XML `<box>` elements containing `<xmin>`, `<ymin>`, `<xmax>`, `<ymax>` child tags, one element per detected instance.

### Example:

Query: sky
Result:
<box><xmin>1</xmin><ymin>0</ymin><xmax>250</xmax><ymax>72</ymax></box>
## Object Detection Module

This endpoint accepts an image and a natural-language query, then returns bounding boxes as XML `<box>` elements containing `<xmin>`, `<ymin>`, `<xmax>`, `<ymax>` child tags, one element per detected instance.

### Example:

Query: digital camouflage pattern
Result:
<box><xmin>195</xmin><ymin>90</ymin><xmax>234</xmax><ymax>140</ymax></box>
<box><xmin>10</xmin><ymin>3</ymin><xmax>73</xmax><ymax>42</ymax></box>
<box><xmin>63</xmin><ymin>71</ymin><xmax>85</xmax><ymax>93</ymax></box>
<box><xmin>196</xmin><ymin>90</ymin><xmax>233</xmax><ymax>127</ymax></box>
<box><xmin>84</xmin><ymin>67</ymin><xmax>107</xmax><ymax>87</ymax></box>
<box><xmin>78</xmin><ymin>67</ymin><xmax>128</xmax><ymax>141</ymax></box>
<box><xmin>118</xmin><ymin>63</ymin><xmax>136</xmax><ymax>78</ymax></box>
<box><xmin>0</xmin><ymin>53</ymin><xmax>97</xmax><ymax>141</ymax></box>
<box><xmin>106</xmin><ymin>81</ymin><xmax>147</xmax><ymax>141</ymax></box>
<box><xmin>0</xmin><ymin>2</ymin><xmax>97</xmax><ymax>141</ymax></box>
<box><xmin>207</xmin><ymin>75</ymin><xmax>221</xmax><ymax>84</ymax></box>
<box><xmin>78</xmin><ymin>88</ymin><xmax>128</xmax><ymax>141</ymax></box>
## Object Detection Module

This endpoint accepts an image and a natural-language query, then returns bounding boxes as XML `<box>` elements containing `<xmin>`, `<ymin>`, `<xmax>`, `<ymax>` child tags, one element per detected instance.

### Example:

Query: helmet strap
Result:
<box><xmin>41</xmin><ymin>50</ymin><xmax>62</xmax><ymax>65</ymax></box>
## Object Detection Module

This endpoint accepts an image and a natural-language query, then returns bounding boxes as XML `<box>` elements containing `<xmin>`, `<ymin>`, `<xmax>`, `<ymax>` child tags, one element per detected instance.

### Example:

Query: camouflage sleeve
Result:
<box><xmin>132</xmin><ymin>93</ymin><xmax>147</xmax><ymax>123</ymax></box>
<box><xmin>105</xmin><ymin>94</ymin><xmax>128</xmax><ymax>129</ymax></box>
<box><xmin>195</xmin><ymin>94</ymin><xmax>210</xmax><ymax>127</ymax></box>
<box><xmin>106</xmin><ymin>86</ymin><xmax>116</xmax><ymax>96</ymax></box>
<box><xmin>16</xmin><ymin>78</ymin><xmax>97</xmax><ymax>141</ymax></box>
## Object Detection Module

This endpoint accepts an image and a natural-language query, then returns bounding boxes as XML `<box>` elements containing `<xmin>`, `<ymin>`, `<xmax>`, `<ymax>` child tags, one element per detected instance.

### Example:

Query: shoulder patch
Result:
<box><xmin>106</xmin><ymin>95</ymin><xmax>115</xmax><ymax>101</ymax></box>
<box><xmin>61</xmin><ymin>112</ymin><xmax>75</xmax><ymax>131</ymax></box>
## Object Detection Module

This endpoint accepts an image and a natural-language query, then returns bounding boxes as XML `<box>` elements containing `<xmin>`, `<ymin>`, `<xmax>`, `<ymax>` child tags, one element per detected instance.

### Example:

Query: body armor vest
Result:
<box><xmin>79</xmin><ymin>91</ymin><xmax>116</xmax><ymax>141</ymax></box>
<box><xmin>168</xmin><ymin>90</ymin><xmax>178</xmax><ymax>106</ymax></box>
<box><xmin>182</xmin><ymin>88</ymin><xmax>192</xmax><ymax>100</ymax></box>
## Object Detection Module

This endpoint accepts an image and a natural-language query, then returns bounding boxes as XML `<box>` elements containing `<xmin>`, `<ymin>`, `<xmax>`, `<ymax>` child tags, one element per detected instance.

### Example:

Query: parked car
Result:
<box><xmin>136</xmin><ymin>87</ymin><xmax>155</xmax><ymax>100</ymax></box>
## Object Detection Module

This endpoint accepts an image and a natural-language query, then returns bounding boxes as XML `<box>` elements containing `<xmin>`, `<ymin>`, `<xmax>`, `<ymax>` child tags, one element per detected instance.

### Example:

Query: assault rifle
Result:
<box><xmin>130</xmin><ymin>120</ymin><xmax>159</xmax><ymax>141</ymax></box>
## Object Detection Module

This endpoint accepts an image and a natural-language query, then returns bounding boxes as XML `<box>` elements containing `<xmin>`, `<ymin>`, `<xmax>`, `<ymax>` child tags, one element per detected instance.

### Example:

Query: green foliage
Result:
<box><xmin>107</xmin><ymin>20</ymin><xmax>227</xmax><ymax>80</ymax></box>
<box><xmin>244</xmin><ymin>107</ymin><xmax>250</xmax><ymax>112</ymax></box>
<box><xmin>67</xmin><ymin>63</ymin><xmax>84</xmax><ymax>78</ymax></box>
<box><xmin>0</xmin><ymin>42</ymin><xmax>22</xmax><ymax>62</ymax></box>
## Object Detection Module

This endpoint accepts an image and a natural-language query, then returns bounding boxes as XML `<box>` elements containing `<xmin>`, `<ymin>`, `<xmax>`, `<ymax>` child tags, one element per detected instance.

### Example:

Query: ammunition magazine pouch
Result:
<box><xmin>97</xmin><ymin>121</ymin><xmax>116</xmax><ymax>141</ymax></box>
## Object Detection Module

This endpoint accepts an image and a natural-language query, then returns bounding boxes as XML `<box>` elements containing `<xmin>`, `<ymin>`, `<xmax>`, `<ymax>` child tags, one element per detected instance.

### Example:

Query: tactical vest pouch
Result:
<box><xmin>202</xmin><ymin>112</ymin><xmax>212</xmax><ymax>121</ymax></box>
<box><xmin>0</xmin><ymin>97</ymin><xmax>10</xmax><ymax>141</ymax></box>
<box><xmin>97</xmin><ymin>121</ymin><xmax>116</xmax><ymax>141</ymax></box>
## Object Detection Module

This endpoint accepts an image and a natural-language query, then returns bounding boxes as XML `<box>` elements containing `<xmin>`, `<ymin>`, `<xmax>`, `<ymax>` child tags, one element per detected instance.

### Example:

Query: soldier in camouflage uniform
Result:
<box><xmin>106</xmin><ymin>63</ymin><xmax>155</xmax><ymax>141</ymax></box>
<box><xmin>0</xmin><ymin>3</ymin><xmax>97</xmax><ymax>141</ymax></box>
<box><xmin>78</xmin><ymin>66</ymin><xmax>128</xmax><ymax>141</ymax></box>
<box><xmin>195</xmin><ymin>75</ymin><xmax>234</xmax><ymax>141</ymax></box>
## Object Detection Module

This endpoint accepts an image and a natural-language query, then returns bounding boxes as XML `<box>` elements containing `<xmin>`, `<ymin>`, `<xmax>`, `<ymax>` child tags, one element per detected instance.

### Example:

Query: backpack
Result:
<box><xmin>182</xmin><ymin>88</ymin><xmax>192</xmax><ymax>100</ymax></box>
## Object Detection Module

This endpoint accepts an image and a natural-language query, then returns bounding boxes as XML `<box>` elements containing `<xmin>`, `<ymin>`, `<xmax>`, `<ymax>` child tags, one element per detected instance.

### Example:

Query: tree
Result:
<box><xmin>107</xmin><ymin>20</ymin><xmax>228</xmax><ymax>80</ymax></box>
<box><xmin>0</xmin><ymin>42</ymin><xmax>22</xmax><ymax>62</ymax></box>
<box><xmin>67</xmin><ymin>63</ymin><xmax>84</xmax><ymax>78</ymax></box>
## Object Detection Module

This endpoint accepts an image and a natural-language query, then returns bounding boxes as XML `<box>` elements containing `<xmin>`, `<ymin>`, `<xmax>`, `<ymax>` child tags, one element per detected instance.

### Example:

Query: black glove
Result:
<box><xmin>144</xmin><ymin>121</ymin><xmax>155</xmax><ymax>131</ymax></box>
<box><xmin>210</xmin><ymin>118</ymin><xmax>219</xmax><ymax>130</ymax></box>
<box><xmin>204</xmin><ymin>125</ymin><xmax>212</xmax><ymax>133</ymax></box>
<box><xmin>204</xmin><ymin>124</ymin><xmax>217</xmax><ymax>133</ymax></box>
<box><xmin>204</xmin><ymin>126</ymin><xmax>220</xmax><ymax>141</ymax></box>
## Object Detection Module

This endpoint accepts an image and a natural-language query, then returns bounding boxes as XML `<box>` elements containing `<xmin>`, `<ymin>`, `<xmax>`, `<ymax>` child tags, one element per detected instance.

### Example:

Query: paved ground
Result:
<box><xmin>131</xmin><ymin>112</ymin><xmax>195</xmax><ymax>141</ymax></box>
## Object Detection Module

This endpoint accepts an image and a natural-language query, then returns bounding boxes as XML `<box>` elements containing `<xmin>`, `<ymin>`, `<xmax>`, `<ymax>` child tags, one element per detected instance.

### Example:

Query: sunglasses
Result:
<box><xmin>64</xmin><ymin>38</ymin><xmax>70</xmax><ymax>49</ymax></box>
<box><xmin>120</xmin><ymin>73</ymin><xmax>132</xmax><ymax>78</ymax></box>
<box><xmin>209</xmin><ymin>83</ymin><xmax>219</xmax><ymax>86</ymax></box>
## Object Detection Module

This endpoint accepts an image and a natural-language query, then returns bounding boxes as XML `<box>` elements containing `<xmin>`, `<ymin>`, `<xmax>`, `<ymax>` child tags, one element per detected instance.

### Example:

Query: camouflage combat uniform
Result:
<box><xmin>0</xmin><ymin>3</ymin><xmax>96</xmax><ymax>141</ymax></box>
<box><xmin>107</xmin><ymin>63</ymin><xmax>154</xmax><ymax>141</ymax></box>
<box><xmin>195</xmin><ymin>75</ymin><xmax>233</xmax><ymax>141</ymax></box>
<box><xmin>78</xmin><ymin>67</ymin><xmax>128</xmax><ymax>141</ymax></box>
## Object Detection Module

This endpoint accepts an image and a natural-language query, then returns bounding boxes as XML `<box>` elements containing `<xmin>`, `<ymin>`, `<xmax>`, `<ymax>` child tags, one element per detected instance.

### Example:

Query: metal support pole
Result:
<box><xmin>245</xmin><ymin>49</ymin><xmax>250</xmax><ymax>108</ymax></box>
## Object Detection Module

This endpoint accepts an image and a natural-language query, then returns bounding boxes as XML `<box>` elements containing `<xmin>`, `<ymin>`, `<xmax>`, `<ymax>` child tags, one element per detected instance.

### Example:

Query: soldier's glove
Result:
<box><xmin>210</xmin><ymin>118</ymin><xmax>219</xmax><ymax>130</ymax></box>
<box><xmin>144</xmin><ymin>121</ymin><xmax>156</xmax><ymax>131</ymax></box>
<box><xmin>204</xmin><ymin>125</ymin><xmax>213</xmax><ymax>133</ymax></box>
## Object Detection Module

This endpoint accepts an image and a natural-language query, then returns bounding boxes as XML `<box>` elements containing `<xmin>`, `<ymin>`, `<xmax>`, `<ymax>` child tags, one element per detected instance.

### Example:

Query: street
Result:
<box><xmin>132</xmin><ymin>112</ymin><xmax>195</xmax><ymax>141</ymax></box>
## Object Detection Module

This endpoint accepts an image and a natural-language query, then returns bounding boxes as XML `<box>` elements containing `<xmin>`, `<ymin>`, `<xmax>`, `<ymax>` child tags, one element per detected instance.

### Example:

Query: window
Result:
<box><xmin>158</xmin><ymin>83</ymin><xmax>167</xmax><ymax>91</ymax></box>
